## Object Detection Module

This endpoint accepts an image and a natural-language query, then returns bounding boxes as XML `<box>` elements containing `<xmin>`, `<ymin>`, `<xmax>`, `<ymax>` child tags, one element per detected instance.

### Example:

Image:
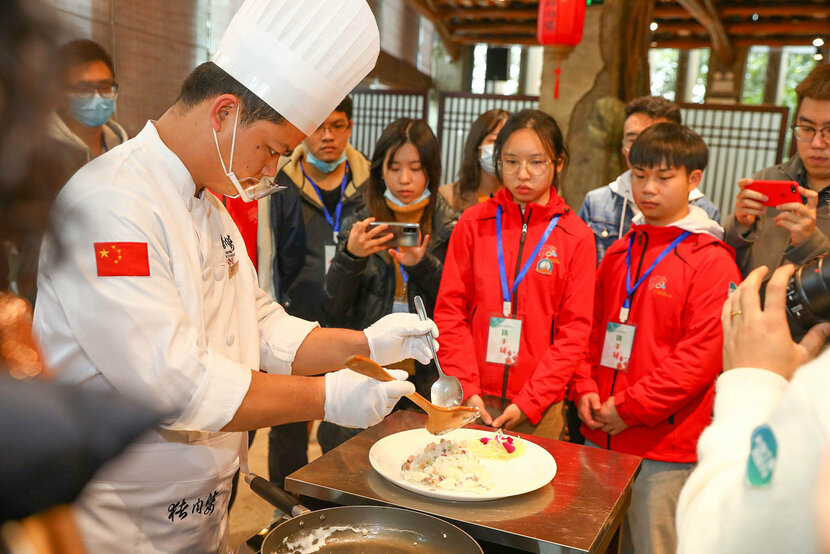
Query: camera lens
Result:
<box><xmin>773</xmin><ymin>257</ymin><xmax>830</xmax><ymax>340</ymax></box>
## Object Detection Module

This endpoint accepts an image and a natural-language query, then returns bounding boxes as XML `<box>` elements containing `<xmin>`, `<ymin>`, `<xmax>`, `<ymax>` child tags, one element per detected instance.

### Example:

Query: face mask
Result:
<box><xmin>384</xmin><ymin>187</ymin><xmax>431</xmax><ymax>208</ymax></box>
<box><xmin>305</xmin><ymin>150</ymin><xmax>347</xmax><ymax>173</ymax></box>
<box><xmin>212</xmin><ymin>105</ymin><xmax>285</xmax><ymax>202</ymax></box>
<box><xmin>69</xmin><ymin>93</ymin><xmax>116</xmax><ymax>128</ymax></box>
<box><xmin>479</xmin><ymin>143</ymin><xmax>496</xmax><ymax>175</ymax></box>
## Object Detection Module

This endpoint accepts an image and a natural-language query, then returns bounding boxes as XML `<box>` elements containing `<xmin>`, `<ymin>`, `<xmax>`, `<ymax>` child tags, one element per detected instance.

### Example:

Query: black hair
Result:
<box><xmin>455</xmin><ymin>108</ymin><xmax>510</xmax><ymax>200</ymax></box>
<box><xmin>365</xmin><ymin>118</ymin><xmax>441</xmax><ymax>231</ymax></box>
<box><xmin>58</xmin><ymin>39</ymin><xmax>114</xmax><ymax>81</ymax></box>
<box><xmin>493</xmin><ymin>109</ymin><xmax>568</xmax><ymax>189</ymax></box>
<box><xmin>628</xmin><ymin>122</ymin><xmax>708</xmax><ymax>173</ymax></box>
<box><xmin>624</xmin><ymin>95</ymin><xmax>682</xmax><ymax>124</ymax></box>
<box><xmin>333</xmin><ymin>95</ymin><xmax>353</xmax><ymax>121</ymax></box>
<box><xmin>175</xmin><ymin>62</ymin><xmax>285</xmax><ymax>127</ymax></box>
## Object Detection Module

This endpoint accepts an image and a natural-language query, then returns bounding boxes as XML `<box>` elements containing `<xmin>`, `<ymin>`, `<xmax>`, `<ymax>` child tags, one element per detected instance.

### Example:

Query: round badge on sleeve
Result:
<box><xmin>745</xmin><ymin>424</ymin><xmax>778</xmax><ymax>488</ymax></box>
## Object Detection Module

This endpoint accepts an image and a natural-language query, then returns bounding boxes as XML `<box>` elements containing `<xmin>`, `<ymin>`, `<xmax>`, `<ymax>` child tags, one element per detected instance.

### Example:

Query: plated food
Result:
<box><xmin>369</xmin><ymin>428</ymin><xmax>556</xmax><ymax>502</ymax></box>
<box><xmin>401</xmin><ymin>438</ymin><xmax>493</xmax><ymax>492</ymax></box>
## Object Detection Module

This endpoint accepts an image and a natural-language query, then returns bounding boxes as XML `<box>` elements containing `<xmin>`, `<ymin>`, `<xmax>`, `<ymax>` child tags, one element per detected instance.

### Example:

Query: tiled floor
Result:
<box><xmin>228</xmin><ymin>421</ymin><xmax>322</xmax><ymax>548</ymax></box>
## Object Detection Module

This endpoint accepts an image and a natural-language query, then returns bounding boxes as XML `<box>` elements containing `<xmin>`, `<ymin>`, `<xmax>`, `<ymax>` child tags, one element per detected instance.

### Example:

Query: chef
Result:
<box><xmin>32</xmin><ymin>1</ymin><xmax>438</xmax><ymax>552</ymax></box>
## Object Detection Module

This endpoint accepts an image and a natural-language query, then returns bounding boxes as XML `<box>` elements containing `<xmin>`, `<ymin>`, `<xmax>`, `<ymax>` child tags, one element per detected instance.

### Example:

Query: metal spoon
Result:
<box><xmin>413</xmin><ymin>295</ymin><xmax>464</xmax><ymax>408</ymax></box>
<box><xmin>345</xmin><ymin>355</ymin><xmax>479</xmax><ymax>435</ymax></box>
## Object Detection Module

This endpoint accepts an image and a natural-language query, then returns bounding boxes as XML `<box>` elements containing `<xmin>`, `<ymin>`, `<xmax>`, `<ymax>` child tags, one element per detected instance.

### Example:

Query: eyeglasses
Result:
<box><xmin>66</xmin><ymin>82</ymin><xmax>119</xmax><ymax>99</ymax></box>
<box><xmin>313</xmin><ymin>122</ymin><xmax>350</xmax><ymax>136</ymax></box>
<box><xmin>499</xmin><ymin>158</ymin><xmax>552</xmax><ymax>176</ymax></box>
<box><xmin>621</xmin><ymin>137</ymin><xmax>637</xmax><ymax>151</ymax></box>
<box><xmin>792</xmin><ymin>125</ymin><xmax>830</xmax><ymax>143</ymax></box>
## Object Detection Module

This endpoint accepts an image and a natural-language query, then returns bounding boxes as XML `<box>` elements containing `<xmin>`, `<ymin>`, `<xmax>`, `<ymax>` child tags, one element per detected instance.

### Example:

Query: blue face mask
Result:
<box><xmin>305</xmin><ymin>150</ymin><xmax>348</xmax><ymax>173</ymax></box>
<box><xmin>69</xmin><ymin>94</ymin><xmax>116</xmax><ymax>128</ymax></box>
<box><xmin>384</xmin><ymin>187</ymin><xmax>431</xmax><ymax>208</ymax></box>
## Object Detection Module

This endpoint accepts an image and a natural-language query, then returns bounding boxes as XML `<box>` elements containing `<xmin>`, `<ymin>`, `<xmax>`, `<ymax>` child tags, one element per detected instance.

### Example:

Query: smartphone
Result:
<box><xmin>368</xmin><ymin>222</ymin><xmax>420</xmax><ymax>247</ymax></box>
<box><xmin>745</xmin><ymin>180</ymin><xmax>802</xmax><ymax>207</ymax></box>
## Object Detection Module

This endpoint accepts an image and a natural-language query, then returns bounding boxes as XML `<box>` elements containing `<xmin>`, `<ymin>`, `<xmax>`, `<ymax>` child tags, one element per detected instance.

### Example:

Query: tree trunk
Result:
<box><xmin>539</xmin><ymin>0</ymin><xmax>653</xmax><ymax>211</ymax></box>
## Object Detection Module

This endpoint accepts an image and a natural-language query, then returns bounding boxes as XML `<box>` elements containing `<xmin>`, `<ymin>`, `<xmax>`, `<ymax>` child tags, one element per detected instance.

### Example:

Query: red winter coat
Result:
<box><xmin>434</xmin><ymin>188</ymin><xmax>596</xmax><ymax>424</ymax></box>
<box><xmin>572</xmin><ymin>221</ymin><xmax>741</xmax><ymax>462</ymax></box>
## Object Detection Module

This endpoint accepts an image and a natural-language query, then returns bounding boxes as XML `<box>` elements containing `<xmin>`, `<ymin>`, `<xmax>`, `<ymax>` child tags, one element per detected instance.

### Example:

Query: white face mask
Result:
<box><xmin>211</xmin><ymin>104</ymin><xmax>285</xmax><ymax>202</ymax></box>
<box><xmin>479</xmin><ymin>143</ymin><xmax>496</xmax><ymax>175</ymax></box>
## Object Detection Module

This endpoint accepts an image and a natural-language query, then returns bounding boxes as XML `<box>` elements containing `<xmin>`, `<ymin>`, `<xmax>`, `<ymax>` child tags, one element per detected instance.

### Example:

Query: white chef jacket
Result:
<box><xmin>33</xmin><ymin>121</ymin><xmax>319</xmax><ymax>553</ymax></box>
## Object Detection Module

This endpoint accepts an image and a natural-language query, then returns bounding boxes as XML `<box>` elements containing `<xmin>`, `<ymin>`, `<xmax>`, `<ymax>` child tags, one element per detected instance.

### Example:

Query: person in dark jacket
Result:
<box><xmin>724</xmin><ymin>64</ymin><xmax>830</xmax><ymax>277</ymax></box>
<box><xmin>267</xmin><ymin>96</ymin><xmax>370</xmax><ymax>488</ymax></box>
<box><xmin>321</xmin><ymin>117</ymin><xmax>458</xmax><ymax>451</ymax></box>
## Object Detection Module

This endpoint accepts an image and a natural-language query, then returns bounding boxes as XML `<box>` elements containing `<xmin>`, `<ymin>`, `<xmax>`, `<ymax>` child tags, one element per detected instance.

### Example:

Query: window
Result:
<box><xmin>742</xmin><ymin>46</ymin><xmax>770</xmax><ymax>105</ymax></box>
<box><xmin>649</xmin><ymin>48</ymin><xmax>680</xmax><ymax>101</ymax></box>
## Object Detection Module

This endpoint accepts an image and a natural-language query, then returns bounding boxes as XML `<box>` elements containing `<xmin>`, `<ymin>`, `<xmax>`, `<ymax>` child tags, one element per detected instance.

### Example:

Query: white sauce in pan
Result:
<box><xmin>280</xmin><ymin>525</ymin><xmax>372</xmax><ymax>553</ymax></box>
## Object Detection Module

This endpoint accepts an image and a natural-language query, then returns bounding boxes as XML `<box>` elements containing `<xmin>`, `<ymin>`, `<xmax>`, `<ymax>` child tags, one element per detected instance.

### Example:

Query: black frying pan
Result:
<box><xmin>246</xmin><ymin>473</ymin><xmax>482</xmax><ymax>554</ymax></box>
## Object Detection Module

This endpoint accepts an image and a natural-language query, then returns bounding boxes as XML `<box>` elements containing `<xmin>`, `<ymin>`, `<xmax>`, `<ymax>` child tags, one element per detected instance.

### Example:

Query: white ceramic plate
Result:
<box><xmin>368</xmin><ymin>428</ymin><xmax>556</xmax><ymax>502</ymax></box>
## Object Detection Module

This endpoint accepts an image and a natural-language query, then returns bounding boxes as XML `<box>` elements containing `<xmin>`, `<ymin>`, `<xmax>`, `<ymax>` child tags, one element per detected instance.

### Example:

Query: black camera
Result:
<box><xmin>766</xmin><ymin>257</ymin><xmax>830</xmax><ymax>341</ymax></box>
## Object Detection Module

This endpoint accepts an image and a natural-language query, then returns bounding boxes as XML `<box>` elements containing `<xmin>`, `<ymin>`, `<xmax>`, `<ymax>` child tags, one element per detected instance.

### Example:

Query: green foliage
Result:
<box><xmin>742</xmin><ymin>47</ymin><xmax>769</xmax><ymax>105</ymax></box>
<box><xmin>783</xmin><ymin>52</ymin><xmax>816</xmax><ymax>115</ymax></box>
<box><xmin>649</xmin><ymin>49</ymin><xmax>679</xmax><ymax>101</ymax></box>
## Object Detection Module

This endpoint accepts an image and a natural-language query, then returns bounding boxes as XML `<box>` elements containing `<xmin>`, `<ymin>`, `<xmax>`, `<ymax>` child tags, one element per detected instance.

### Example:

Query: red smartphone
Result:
<box><xmin>745</xmin><ymin>180</ymin><xmax>802</xmax><ymax>207</ymax></box>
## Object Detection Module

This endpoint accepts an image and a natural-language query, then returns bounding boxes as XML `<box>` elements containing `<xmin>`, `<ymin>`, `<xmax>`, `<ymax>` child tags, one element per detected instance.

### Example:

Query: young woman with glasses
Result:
<box><xmin>434</xmin><ymin>109</ymin><xmax>596</xmax><ymax>440</ymax></box>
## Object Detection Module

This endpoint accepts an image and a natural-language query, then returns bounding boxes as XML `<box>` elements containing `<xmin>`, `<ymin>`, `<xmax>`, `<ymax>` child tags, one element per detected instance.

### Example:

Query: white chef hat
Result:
<box><xmin>212</xmin><ymin>0</ymin><xmax>379</xmax><ymax>135</ymax></box>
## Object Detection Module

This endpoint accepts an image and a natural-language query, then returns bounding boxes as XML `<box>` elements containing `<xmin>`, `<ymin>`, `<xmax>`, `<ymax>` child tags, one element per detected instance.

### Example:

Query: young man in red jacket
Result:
<box><xmin>571</xmin><ymin>123</ymin><xmax>741</xmax><ymax>554</ymax></box>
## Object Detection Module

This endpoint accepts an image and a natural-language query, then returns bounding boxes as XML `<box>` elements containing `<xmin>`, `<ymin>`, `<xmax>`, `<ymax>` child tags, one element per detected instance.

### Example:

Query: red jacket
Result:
<box><xmin>572</xmin><ymin>221</ymin><xmax>741</xmax><ymax>462</ymax></box>
<box><xmin>435</xmin><ymin>189</ymin><xmax>596</xmax><ymax>424</ymax></box>
<box><xmin>211</xmin><ymin>193</ymin><xmax>259</xmax><ymax>269</ymax></box>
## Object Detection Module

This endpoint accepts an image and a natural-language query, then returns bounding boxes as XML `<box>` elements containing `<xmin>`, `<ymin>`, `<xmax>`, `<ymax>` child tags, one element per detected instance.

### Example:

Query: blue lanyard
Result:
<box><xmin>496</xmin><ymin>205</ymin><xmax>560</xmax><ymax>316</ymax></box>
<box><xmin>395</xmin><ymin>251</ymin><xmax>409</xmax><ymax>289</ymax></box>
<box><xmin>301</xmin><ymin>160</ymin><xmax>349</xmax><ymax>238</ymax></box>
<box><xmin>620</xmin><ymin>230</ymin><xmax>690</xmax><ymax>323</ymax></box>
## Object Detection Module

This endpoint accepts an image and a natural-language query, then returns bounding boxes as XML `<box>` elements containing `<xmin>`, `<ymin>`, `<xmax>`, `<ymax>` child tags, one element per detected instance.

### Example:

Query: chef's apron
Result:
<box><xmin>73</xmin><ymin>430</ymin><xmax>244</xmax><ymax>553</ymax></box>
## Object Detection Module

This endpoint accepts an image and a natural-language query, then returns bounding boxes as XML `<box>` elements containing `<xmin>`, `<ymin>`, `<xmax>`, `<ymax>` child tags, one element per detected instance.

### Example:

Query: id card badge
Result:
<box><xmin>600</xmin><ymin>322</ymin><xmax>636</xmax><ymax>371</ymax></box>
<box><xmin>486</xmin><ymin>314</ymin><xmax>522</xmax><ymax>365</ymax></box>
<box><xmin>392</xmin><ymin>299</ymin><xmax>409</xmax><ymax>313</ymax></box>
<box><xmin>324</xmin><ymin>244</ymin><xmax>337</xmax><ymax>276</ymax></box>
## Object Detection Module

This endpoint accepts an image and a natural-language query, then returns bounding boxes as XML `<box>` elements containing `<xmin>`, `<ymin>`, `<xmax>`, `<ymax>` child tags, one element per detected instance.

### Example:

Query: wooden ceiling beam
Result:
<box><xmin>451</xmin><ymin>34</ymin><xmax>540</xmax><ymax>46</ymax></box>
<box><xmin>442</xmin><ymin>8</ymin><xmax>538</xmax><ymax>20</ymax></box>
<box><xmin>725</xmin><ymin>21</ymin><xmax>830</xmax><ymax>36</ymax></box>
<box><xmin>675</xmin><ymin>0</ymin><xmax>734</xmax><ymax>64</ymax></box>
<box><xmin>404</xmin><ymin>0</ymin><xmax>460</xmax><ymax>60</ymax></box>
<box><xmin>449</xmin><ymin>22</ymin><xmax>536</xmax><ymax>34</ymax></box>
<box><xmin>653</xmin><ymin>35</ymin><xmax>825</xmax><ymax>49</ymax></box>
<box><xmin>655</xmin><ymin>3</ymin><xmax>830</xmax><ymax>19</ymax></box>
<box><xmin>654</xmin><ymin>19</ymin><xmax>830</xmax><ymax>37</ymax></box>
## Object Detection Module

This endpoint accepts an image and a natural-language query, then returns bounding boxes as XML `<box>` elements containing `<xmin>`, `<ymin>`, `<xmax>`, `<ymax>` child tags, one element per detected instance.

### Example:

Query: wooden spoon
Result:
<box><xmin>345</xmin><ymin>355</ymin><xmax>480</xmax><ymax>436</ymax></box>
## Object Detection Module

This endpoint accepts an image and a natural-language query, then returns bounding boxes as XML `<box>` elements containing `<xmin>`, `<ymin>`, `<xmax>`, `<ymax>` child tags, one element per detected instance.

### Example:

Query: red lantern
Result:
<box><xmin>537</xmin><ymin>0</ymin><xmax>587</xmax><ymax>99</ymax></box>
<box><xmin>537</xmin><ymin>0</ymin><xmax>586</xmax><ymax>46</ymax></box>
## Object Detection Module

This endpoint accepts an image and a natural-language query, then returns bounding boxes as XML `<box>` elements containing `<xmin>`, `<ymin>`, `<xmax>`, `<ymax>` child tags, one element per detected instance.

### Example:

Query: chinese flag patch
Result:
<box><xmin>94</xmin><ymin>242</ymin><xmax>150</xmax><ymax>277</ymax></box>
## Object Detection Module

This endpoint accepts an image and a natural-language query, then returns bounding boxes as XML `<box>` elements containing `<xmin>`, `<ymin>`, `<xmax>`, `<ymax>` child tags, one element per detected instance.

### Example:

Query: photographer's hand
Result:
<box><xmin>388</xmin><ymin>234</ymin><xmax>430</xmax><ymax>266</ymax></box>
<box><xmin>734</xmin><ymin>178</ymin><xmax>768</xmax><ymax>227</ymax></box>
<box><xmin>346</xmin><ymin>217</ymin><xmax>393</xmax><ymax>258</ymax></box>
<box><xmin>775</xmin><ymin>186</ymin><xmax>818</xmax><ymax>247</ymax></box>
<box><xmin>722</xmin><ymin>265</ymin><xmax>830</xmax><ymax>380</ymax></box>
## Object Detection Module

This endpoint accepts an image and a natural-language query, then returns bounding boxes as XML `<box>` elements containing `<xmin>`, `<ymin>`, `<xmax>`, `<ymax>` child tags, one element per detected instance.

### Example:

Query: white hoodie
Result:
<box><xmin>610</xmin><ymin>169</ymin><xmax>709</xmax><ymax>239</ymax></box>
<box><xmin>632</xmin><ymin>204</ymin><xmax>724</xmax><ymax>240</ymax></box>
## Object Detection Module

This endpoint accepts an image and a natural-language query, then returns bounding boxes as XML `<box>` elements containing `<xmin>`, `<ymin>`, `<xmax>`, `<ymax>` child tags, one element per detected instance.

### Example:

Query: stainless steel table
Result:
<box><xmin>285</xmin><ymin>411</ymin><xmax>642</xmax><ymax>553</ymax></box>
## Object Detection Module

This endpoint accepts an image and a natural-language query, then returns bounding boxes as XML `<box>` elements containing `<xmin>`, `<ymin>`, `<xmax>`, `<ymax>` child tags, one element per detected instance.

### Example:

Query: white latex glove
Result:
<box><xmin>363</xmin><ymin>313</ymin><xmax>439</xmax><ymax>366</ymax></box>
<box><xmin>323</xmin><ymin>368</ymin><xmax>415</xmax><ymax>429</ymax></box>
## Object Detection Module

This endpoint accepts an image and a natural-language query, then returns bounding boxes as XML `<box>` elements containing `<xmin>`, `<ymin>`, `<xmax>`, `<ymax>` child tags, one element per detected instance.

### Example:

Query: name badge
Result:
<box><xmin>486</xmin><ymin>315</ymin><xmax>522</xmax><ymax>365</ymax></box>
<box><xmin>600</xmin><ymin>322</ymin><xmax>636</xmax><ymax>371</ymax></box>
<box><xmin>324</xmin><ymin>244</ymin><xmax>337</xmax><ymax>276</ymax></box>
<box><xmin>392</xmin><ymin>300</ymin><xmax>409</xmax><ymax>313</ymax></box>
<box><xmin>746</xmin><ymin>424</ymin><xmax>777</xmax><ymax>488</ymax></box>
